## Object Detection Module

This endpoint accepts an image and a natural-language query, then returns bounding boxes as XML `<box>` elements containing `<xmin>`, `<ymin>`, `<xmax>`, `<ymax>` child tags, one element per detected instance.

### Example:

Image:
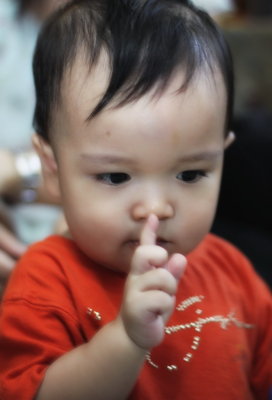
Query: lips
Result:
<box><xmin>156</xmin><ymin>238</ymin><xmax>169</xmax><ymax>246</ymax></box>
<box><xmin>126</xmin><ymin>240</ymin><xmax>139</xmax><ymax>248</ymax></box>
<box><xmin>126</xmin><ymin>238</ymin><xmax>170</xmax><ymax>248</ymax></box>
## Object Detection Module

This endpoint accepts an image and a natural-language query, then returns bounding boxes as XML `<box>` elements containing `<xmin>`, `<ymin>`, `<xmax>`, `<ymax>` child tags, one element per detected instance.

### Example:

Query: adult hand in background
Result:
<box><xmin>0</xmin><ymin>220</ymin><xmax>26</xmax><ymax>299</ymax></box>
<box><xmin>0</xmin><ymin>149</ymin><xmax>20</xmax><ymax>197</ymax></box>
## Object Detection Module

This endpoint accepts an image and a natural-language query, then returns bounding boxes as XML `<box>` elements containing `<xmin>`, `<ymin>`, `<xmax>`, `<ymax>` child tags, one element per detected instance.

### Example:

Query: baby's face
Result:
<box><xmin>48</xmin><ymin>59</ymin><xmax>232</xmax><ymax>273</ymax></box>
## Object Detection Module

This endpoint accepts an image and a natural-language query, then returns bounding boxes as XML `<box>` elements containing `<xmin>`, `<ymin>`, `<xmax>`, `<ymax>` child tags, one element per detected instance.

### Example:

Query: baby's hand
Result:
<box><xmin>120</xmin><ymin>214</ymin><xmax>186</xmax><ymax>350</ymax></box>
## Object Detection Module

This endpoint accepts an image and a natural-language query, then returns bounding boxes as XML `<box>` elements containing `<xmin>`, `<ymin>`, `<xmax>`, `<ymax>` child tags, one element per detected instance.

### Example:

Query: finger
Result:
<box><xmin>130</xmin><ymin>267</ymin><xmax>178</xmax><ymax>295</ymax></box>
<box><xmin>140</xmin><ymin>214</ymin><xmax>159</xmax><ymax>246</ymax></box>
<box><xmin>124</xmin><ymin>290</ymin><xmax>175</xmax><ymax>349</ymax></box>
<box><xmin>140</xmin><ymin>290</ymin><xmax>175</xmax><ymax>324</ymax></box>
<box><xmin>131</xmin><ymin>245</ymin><xmax>168</xmax><ymax>275</ymax></box>
<box><xmin>130</xmin><ymin>290</ymin><xmax>175</xmax><ymax>332</ymax></box>
<box><xmin>0</xmin><ymin>250</ymin><xmax>16</xmax><ymax>279</ymax></box>
<box><xmin>0</xmin><ymin>224</ymin><xmax>26</xmax><ymax>258</ymax></box>
<box><xmin>165</xmin><ymin>253</ymin><xmax>187</xmax><ymax>281</ymax></box>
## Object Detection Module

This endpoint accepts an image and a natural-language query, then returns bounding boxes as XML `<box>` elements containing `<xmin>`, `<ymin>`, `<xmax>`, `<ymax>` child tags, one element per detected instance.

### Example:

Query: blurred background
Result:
<box><xmin>193</xmin><ymin>0</ymin><xmax>272</xmax><ymax>287</ymax></box>
<box><xmin>0</xmin><ymin>0</ymin><xmax>68</xmax><ymax>296</ymax></box>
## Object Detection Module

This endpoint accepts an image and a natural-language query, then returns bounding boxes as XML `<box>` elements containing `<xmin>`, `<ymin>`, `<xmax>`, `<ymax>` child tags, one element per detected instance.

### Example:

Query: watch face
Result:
<box><xmin>20</xmin><ymin>188</ymin><xmax>38</xmax><ymax>203</ymax></box>
<box><xmin>16</xmin><ymin>151</ymin><xmax>41</xmax><ymax>186</ymax></box>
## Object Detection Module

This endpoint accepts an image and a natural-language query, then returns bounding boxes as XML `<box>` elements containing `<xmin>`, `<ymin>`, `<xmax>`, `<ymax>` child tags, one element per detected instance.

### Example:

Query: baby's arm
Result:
<box><xmin>36</xmin><ymin>215</ymin><xmax>186</xmax><ymax>400</ymax></box>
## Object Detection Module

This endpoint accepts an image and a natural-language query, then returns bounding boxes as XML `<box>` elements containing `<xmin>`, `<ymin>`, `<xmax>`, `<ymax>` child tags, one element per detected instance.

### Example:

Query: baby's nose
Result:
<box><xmin>131</xmin><ymin>194</ymin><xmax>174</xmax><ymax>221</ymax></box>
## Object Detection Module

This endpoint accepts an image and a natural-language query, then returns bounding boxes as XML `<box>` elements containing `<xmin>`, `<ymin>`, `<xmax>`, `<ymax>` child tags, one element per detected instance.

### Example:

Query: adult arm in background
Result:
<box><xmin>0</xmin><ymin>149</ymin><xmax>39</xmax><ymax>298</ymax></box>
<box><xmin>0</xmin><ymin>149</ymin><xmax>21</xmax><ymax>199</ymax></box>
<box><xmin>0</xmin><ymin>148</ymin><xmax>63</xmax><ymax>297</ymax></box>
<box><xmin>0</xmin><ymin>148</ymin><xmax>57</xmax><ymax>204</ymax></box>
<box><xmin>0</xmin><ymin>213</ymin><xmax>26</xmax><ymax>298</ymax></box>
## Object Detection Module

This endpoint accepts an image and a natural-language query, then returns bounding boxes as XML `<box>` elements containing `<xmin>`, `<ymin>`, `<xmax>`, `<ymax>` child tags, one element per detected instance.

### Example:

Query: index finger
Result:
<box><xmin>140</xmin><ymin>214</ymin><xmax>159</xmax><ymax>246</ymax></box>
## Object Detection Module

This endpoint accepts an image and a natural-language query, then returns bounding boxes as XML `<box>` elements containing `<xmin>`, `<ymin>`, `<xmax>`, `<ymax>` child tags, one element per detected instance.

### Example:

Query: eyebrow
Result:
<box><xmin>79</xmin><ymin>153</ymin><xmax>137</xmax><ymax>165</ymax></box>
<box><xmin>80</xmin><ymin>149</ymin><xmax>223</xmax><ymax>166</ymax></box>
<box><xmin>179</xmin><ymin>150</ymin><xmax>223</xmax><ymax>163</ymax></box>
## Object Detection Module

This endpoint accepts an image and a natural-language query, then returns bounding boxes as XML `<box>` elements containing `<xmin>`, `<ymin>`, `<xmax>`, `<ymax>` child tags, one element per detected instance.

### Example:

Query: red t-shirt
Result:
<box><xmin>0</xmin><ymin>233</ymin><xmax>271</xmax><ymax>399</ymax></box>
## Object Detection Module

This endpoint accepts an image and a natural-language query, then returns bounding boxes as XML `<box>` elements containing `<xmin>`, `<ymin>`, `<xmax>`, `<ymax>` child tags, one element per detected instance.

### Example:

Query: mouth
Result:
<box><xmin>156</xmin><ymin>239</ymin><xmax>170</xmax><ymax>247</ymax></box>
<box><xmin>126</xmin><ymin>238</ymin><xmax>170</xmax><ymax>249</ymax></box>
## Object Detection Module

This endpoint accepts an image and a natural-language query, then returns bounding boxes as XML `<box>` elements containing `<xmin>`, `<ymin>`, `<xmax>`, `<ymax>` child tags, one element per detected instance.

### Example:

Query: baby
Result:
<box><xmin>0</xmin><ymin>0</ymin><xmax>271</xmax><ymax>399</ymax></box>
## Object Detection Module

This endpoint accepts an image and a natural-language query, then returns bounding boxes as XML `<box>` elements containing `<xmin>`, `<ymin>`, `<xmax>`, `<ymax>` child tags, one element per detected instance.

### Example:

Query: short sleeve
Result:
<box><xmin>0</xmin><ymin>298</ymin><xmax>84</xmax><ymax>400</ymax></box>
<box><xmin>0</xmin><ymin>241</ymin><xmax>86</xmax><ymax>400</ymax></box>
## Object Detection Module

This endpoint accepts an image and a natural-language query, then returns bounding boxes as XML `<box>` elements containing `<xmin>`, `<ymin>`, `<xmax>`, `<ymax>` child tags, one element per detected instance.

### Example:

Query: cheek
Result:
<box><xmin>189</xmin><ymin>200</ymin><xmax>216</xmax><ymax>232</ymax></box>
<box><xmin>180</xmin><ymin>209</ymin><xmax>214</xmax><ymax>255</ymax></box>
<box><xmin>66</xmin><ymin>203</ymin><xmax>122</xmax><ymax>263</ymax></box>
<box><xmin>179</xmin><ymin>185</ymin><xmax>220</xmax><ymax>253</ymax></box>
<box><xmin>195</xmin><ymin>181</ymin><xmax>221</xmax><ymax>226</ymax></box>
<box><xmin>63</xmin><ymin>189</ymin><xmax>124</xmax><ymax>240</ymax></box>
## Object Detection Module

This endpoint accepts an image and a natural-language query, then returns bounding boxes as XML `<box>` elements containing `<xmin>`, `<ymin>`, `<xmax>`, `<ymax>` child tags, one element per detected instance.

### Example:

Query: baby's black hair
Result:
<box><xmin>33</xmin><ymin>0</ymin><xmax>234</xmax><ymax>141</ymax></box>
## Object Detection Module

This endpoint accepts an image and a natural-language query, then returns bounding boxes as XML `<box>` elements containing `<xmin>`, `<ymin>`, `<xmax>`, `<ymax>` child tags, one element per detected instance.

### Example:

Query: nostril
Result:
<box><xmin>131</xmin><ymin>204</ymin><xmax>149</xmax><ymax>221</ymax></box>
<box><xmin>156</xmin><ymin>203</ymin><xmax>174</xmax><ymax>220</ymax></box>
<box><xmin>131</xmin><ymin>202</ymin><xmax>174</xmax><ymax>221</ymax></box>
<box><xmin>150</xmin><ymin>202</ymin><xmax>174</xmax><ymax>220</ymax></box>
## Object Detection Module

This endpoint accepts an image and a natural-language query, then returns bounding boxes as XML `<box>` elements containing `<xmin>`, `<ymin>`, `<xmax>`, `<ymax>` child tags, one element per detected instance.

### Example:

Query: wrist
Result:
<box><xmin>0</xmin><ymin>150</ymin><xmax>20</xmax><ymax>196</ymax></box>
<box><xmin>111</xmin><ymin>316</ymin><xmax>149</xmax><ymax>356</ymax></box>
<box><xmin>14</xmin><ymin>150</ymin><xmax>41</xmax><ymax>203</ymax></box>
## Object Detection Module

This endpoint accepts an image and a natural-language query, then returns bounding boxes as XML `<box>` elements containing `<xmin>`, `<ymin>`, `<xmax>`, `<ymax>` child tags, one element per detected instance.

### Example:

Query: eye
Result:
<box><xmin>176</xmin><ymin>170</ymin><xmax>207</xmax><ymax>183</ymax></box>
<box><xmin>96</xmin><ymin>172</ymin><xmax>131</xmax><ymax>185</ymax></box>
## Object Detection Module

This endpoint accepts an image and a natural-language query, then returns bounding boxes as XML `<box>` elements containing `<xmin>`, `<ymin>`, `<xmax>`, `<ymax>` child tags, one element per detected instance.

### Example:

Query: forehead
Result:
<box><xmin>54</xmin><ymin>52</ymin><xmax>227</xmax><ymax>144</ymax></box>
<box><xmin>60</xmin><ymin>51</ymin><xmax>110</xmax><ymax>120</ymax></box>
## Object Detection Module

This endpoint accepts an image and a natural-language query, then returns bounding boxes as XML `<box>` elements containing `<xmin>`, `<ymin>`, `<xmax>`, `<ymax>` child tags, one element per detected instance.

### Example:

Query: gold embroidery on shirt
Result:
<box><xmin>146</xmin><ymin>295</ymin><xmax>254</xmax><ymax>370</ymax></box>
<box><xmin>86</xmin><ymin>297</ymin><xmax>254</xmax><ymax>372</ymax></box>
<box><xmin>146</xmin><ymin>352</ymin><xmax>159</xmax><ymax>368</ymax></box>
<box><xmin>176</xmin><ymin>295</ymin><xmax>205</xmax><ymax>311</ymax></box>
<box><xmin>86</xmin><ymin>307</ymin><xmax>102</xmax><ymax>321</ymax></box>
<box><xmin>165</xmin><ymin>311</ymin><xmax>254</xmax><ymax>335</ymax></box>
<box><xmin>167</xmin><ymin>364</ymin><xmax>178</xmax><ymax>371</ymax></box>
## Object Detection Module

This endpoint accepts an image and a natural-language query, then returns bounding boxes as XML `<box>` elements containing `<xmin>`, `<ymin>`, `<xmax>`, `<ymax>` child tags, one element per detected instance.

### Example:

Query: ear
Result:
<box><xmin>224</xmin><ymin>131</ymin><xmax>235</xmax><ymax>150</ymax></box>
<box><xmin>32</xmin><ymin>134</ymin><xmax>61</xmax><ymax>201</ymax></box>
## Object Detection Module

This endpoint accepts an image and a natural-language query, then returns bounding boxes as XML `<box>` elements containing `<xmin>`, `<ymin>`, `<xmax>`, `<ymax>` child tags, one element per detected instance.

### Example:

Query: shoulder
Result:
<box><xmin>18</xmin><ymin>234</ymin><xmax>87</xmax><ymax>267</ymax></box>
<box><xmin>191</xmin><ymin>233</ymin><xmax>256</xmax><ymax>272</ymax></box>
<box><xmin>13</xmin><ymin>234</ymin><xmax>84</xmax><ymax>274</ymax></box>
<box><xmin>195</xmin><ymin>232</ymin><xmax>248</xmax><ymax>259</ymax></box>
<box><xmin>2</xmin><ymin>235</ymin><xmax>89</xmax><ymax>306</ymax></box>
<box><xmin>185</xmin><ymin>234</ymin><xmax>272</xmax><ymax>345</ymax></box>
<box><xmin>188</xmin><ymin>233</ymin><xmax>271</xmax><ymax>301</ymax></box>
<box><xmin>26</xmin><ymin>234</ymin><xmax>82</xmax><ymax>258</ymax></box>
